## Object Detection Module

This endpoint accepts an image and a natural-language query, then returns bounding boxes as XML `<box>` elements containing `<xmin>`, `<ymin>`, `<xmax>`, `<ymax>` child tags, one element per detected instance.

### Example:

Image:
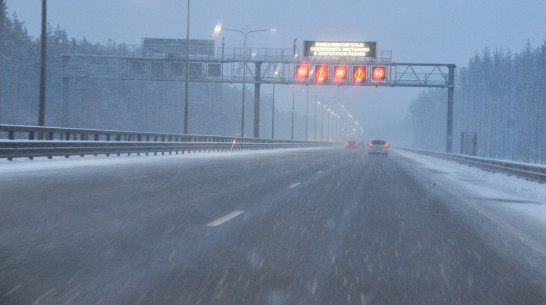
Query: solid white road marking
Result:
<box><xmin>206</xmin><ymin>210</ymin><xmax>245</xmax><ymax>227</ymax></box>
<box><xmin>288</xmin><ymin>182</ymin><xmax>301</xmax><ymax>188</ymax></box>
<box><xmin>122</xmin><ymin>176</ymin><xmax>148</xmax><ymax>181</ymax></box>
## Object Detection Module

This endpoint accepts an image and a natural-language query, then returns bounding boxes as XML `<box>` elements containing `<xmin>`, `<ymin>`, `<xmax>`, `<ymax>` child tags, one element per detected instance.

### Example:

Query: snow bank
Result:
<box><xmin>396</xmin><ymin>149</ymin><xmax>546</xmax><ymax>224</ymax></box>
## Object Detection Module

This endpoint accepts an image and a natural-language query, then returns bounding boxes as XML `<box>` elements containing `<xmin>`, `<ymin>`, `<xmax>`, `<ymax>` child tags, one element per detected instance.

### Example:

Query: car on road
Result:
<box><xmin>345</xmin><ymin>140</ymin><xmax>358</xmax><ymax>149</ymax></box>
<box><xmin>368</xmin><ymin>139</ymin><xmax>389</xmax><ymax>156</ymax></box>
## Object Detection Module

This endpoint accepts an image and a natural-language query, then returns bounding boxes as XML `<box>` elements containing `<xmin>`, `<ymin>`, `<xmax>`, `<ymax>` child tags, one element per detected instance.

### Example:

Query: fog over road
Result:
<box><xmin>1</xmin><ymin>148</ymin><xmax>545</xmax><ymax>304</ymax></box>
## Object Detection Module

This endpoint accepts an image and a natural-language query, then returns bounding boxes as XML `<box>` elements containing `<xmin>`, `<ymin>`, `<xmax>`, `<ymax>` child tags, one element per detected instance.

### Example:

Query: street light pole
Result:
<box><xmin>291</xmin><ymin>38</ymin><xmax>297</xmax><ymax>140</ymax></box>
<box><xmin>38</xmin><ymin>0</ymin><xmax>47</xmax><ymax>127</ymax></box>
<box><xmin>184</xmin><ymin>0</ymin><xmax>190</xmax><ymax>134</ymax></box>
<box><xmin>305</xmin><ymin>86</ymin><xmax>309</xmax><ymax>141</ymax></box>
<box><xmin>327</xmin><ymin>109</ymin><xmax>330</xmax><ymax>142</ymax></box>
<box><xmin>334</xmin><ymin>114</ymin><xmax>339</xmax><ymax>142</ymax></box>
<box><xmin>242</xmin><ymin>33</ymin><xmax>247</xmax><ymax>137</ymax></box>
<box><xmin>291</xmin><ymin>84</ymin><xmax>295</xmax><ymax>140</ymax></box>
<box><xmin>334</xmin><ymin>114</ymin><xmax>338</xmax><ymax>142</ymax></box>
<box><xmin>214</xmin><ymin>26</ymin><xmax>275</xmax><ymax>137</ymax></box>
<box><xmin>314</xmin><ymin>99</ymin><xmax>317</xmax><ymax>141</ymax></box>
<box><xmin>331</xmin><ymin>112</ymin><xmax>334</xmax><ymax>142</ymax></box>
<box><xmin>321</xmin><ymin>105</ymin><xmax>325</xmax><ymax>142</ymax></box>
<box><xmin>272</xmin><ymin>70</ymin><xmax>278</xmax><ymax>139</ymax></box>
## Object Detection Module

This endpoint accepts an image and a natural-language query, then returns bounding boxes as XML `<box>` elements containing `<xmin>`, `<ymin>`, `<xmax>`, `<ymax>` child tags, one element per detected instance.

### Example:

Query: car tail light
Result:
<box><xmin>355</xmin><ymin>143</ymin><xmax>358</xmax><ymax>147</ymax></box>
<box><xmin>369</xmin><ymin>143</ymin><xmax>372</xmax><ymax>147</ymax></box>
<box><xmin>345</xmin><ymin>142</ymin><xmax>349</xmax><ymax>146</ymax></box>
<box><xmin>385</xmin><ymin>143</ymin><xmax>389</xmax><ymax>147</ymax></box>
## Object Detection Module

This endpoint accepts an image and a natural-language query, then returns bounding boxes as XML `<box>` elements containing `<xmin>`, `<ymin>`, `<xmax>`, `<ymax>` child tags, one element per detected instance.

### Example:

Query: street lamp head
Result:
<box><xmin>214</xmin><ymin>24</ymin><xmax>222</xmax><ymax>34</ymax></box>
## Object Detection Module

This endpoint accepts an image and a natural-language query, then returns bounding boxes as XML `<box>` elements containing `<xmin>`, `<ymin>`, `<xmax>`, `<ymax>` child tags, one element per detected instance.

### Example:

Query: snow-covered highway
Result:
<box><xmin>1</xmin><ymin>147</ymin><xmax>545</xmax><ymax>304</ymax></box>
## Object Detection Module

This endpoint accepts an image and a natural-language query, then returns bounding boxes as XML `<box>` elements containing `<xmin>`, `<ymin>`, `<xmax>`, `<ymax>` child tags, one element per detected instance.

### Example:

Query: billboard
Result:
<box><xmin>142</xmin><ymin>38</ymin><xmax>215</xmax><ymax>57</ymax></box>
<box><xmin>304</xmin><ymin>41</ymin><xmax>376</xmax><ymax>58</ymax></box>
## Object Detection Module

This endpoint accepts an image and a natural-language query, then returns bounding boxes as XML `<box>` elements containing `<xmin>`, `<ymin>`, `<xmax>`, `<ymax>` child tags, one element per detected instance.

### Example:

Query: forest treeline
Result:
<box><xmin>0</xmin><ymin>1</ymin><xmax>304</xmax><ymax>139</ymax></box>
<box><xmin>409</xmin><ymin>42</ymin><xmax>546</xmax><ymax>163</ymax></box>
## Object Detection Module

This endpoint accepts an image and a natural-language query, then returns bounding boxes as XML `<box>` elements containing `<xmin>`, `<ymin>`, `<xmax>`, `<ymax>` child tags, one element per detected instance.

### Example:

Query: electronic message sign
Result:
<box><xmin>352</xmin><ymin>66</ymin><xmax>366</xmax><ymax>83</ymax></box>
<box><xmin>294</xmin><ymin>63</ymin><xmax>385</xmax><ymax>84</ymax></box>
<box><xmin>372</xmin><ymin>66</ymin><xmax>386</xmax><ymax>80</ymax></box>
<box><xmin>295</xmin><ymin>62</ymin><xmax>310</xmax><ymax>80</ymax></box>
<box><xmin>304</xmin><ymin>41</ymin><xmax>376</xmax><ymax>58</ymax></box>
<box><xmin>333</xmin><ymin>65</ymin><xmax>348</xmax><ymax>82</ymax></box>
<box><xmin>314</xmin><ymin>65</ymin><xmax>329</xmax><ymax>83</ymax></box>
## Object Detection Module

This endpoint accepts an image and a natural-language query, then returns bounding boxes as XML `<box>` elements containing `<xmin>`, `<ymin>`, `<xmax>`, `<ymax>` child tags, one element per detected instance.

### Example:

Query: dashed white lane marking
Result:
<box><xmin>169</xmin><ymin>250</ymin><xmax>177</xmax><ymax>261</ymax></box>
<box><xmin>206</xmin><ymin>210</ymin><xmax>245</xmax><ymax>227</ymax></box>
<box><xmin>288</xmin><ymin>182</ymin><xmax>301</xmax><ymax>188</ymax></box>
<box><xmin>4</xmin><ymin>284</ymin><xmax>22</xmax><ymax>297</ymax></box>
<box><xmin>316</xmin><ymin>171</ymin><xmax>324</xmax><ymax>175</ymax></box>
<box><xmin>122</xmin><ymin>176</ymin><xmax>148</xmax><ymax>181</ymax></box>
<box><xmin>31</xmin><ymin>288</ymin><xmax>55</xmax><ymax>305</ymax></box>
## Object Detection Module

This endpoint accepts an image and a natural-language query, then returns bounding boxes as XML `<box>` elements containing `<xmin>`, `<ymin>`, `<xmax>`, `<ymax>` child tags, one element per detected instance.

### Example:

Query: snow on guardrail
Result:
<box><xmin>397</xmin><ymin>148</ymin><xmax>546</xmax><ymax>183</ymax></box>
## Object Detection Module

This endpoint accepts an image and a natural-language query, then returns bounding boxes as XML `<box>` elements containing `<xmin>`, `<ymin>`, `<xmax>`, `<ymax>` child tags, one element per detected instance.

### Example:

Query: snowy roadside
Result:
<box><xmin>395</xmin><ymin>149</ymin><xmax>546</xmax><ymax>225</ymax></box>
<box><xmin>0</xmin><ymin>146</ymin><xmax>338</xmax><ymax>175</ymax></box>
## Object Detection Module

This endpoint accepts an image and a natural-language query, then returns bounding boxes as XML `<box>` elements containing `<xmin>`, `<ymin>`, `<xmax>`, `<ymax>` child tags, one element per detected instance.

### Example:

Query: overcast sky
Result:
<box><xmin>6</xmin><ymin>0</ymin><xmax>545</xmax><ymax>139</ymax></box>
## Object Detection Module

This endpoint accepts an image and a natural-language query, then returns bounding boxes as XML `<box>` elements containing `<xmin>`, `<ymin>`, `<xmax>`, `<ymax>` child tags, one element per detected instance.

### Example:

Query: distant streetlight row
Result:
<box><xmin>214</xmin><ymin>25</ymin><xmax>359</xmax><ymax>142</ymax></box>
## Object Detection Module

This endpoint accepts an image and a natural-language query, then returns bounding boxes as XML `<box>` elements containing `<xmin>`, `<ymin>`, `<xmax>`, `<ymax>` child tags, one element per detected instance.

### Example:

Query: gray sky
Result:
<box><xmin>6</xmin><ymin>0</ymin><xmax>545</xmax><ymax>139</ymax></box>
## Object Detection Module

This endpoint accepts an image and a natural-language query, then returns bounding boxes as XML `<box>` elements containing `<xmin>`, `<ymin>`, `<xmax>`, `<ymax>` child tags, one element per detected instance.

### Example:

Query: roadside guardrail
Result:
<box><xmin>0</xmin><ymin>124</ymin><xmax>335</xmax><ymax>160</ymax></box>
<box><xmin>398</xmin><ymin>148</ymin><xmax>546</xmax><ymax>183</ymax></box>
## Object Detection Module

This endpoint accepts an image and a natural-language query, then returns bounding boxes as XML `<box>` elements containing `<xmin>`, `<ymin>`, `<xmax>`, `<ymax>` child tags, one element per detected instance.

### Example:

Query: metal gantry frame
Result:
<box><xmin>62</xmin><ymin>51</ymin><xmax>456</xmax><ymax>151</ymax></box>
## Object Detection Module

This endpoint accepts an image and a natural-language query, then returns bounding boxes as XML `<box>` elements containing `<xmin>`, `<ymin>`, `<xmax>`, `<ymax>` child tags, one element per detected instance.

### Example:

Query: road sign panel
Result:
<box><xmin>295</xmin><ymin>62</ymin><xmax>310</xmax><ymax>80</ymax></box>
<box><xmin>333</xmin><ymin>65</ymin><xmax>348</xmax><ymax>82</ymax></box>
<box><xmin>314</xmin><ymin>65</ymin><xmax>329</xmax><ymax>83</ymax></box>
<box><xmin>372</xmin><ymin>66</ymin><xmax>386</xmax><ymax>80</ymax></box>
<box><xmin>352</xmin><ymin>66</ymin><xmax>366</xmax><ymax>83</ymax></box>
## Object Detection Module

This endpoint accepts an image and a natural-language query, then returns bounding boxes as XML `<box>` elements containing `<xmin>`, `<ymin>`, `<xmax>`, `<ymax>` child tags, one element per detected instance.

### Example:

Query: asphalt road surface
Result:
<box><xmin>1</xmin><ymin>147</ymin><xmax>545</xmax><ymax>304</ymax></box>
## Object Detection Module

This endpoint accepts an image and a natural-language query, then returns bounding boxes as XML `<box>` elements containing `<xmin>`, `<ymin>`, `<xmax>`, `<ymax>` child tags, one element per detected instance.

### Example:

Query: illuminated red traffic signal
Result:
<box><xmin>352</xmin><ymin>66</ymin><xmax>366</xmax><ymax>83</ymax></box>
<box><xmin>333</xmin><ymin>65</ymin><xmax>348</xmax><ymax>82</ymax></box>
<box><xmin>372</xmin><ymin>66</ymin><xmax>386</xmax><ymax>80</ymax></box>
<box><xmin>314</xmin><ymin>65</ymin><xmax>329</xmax><ymax>83</ymax></box>
<box><xmin>295</xmin><ymin>62</ymin><xmax>310</xmax><ymax>80</ymax></box>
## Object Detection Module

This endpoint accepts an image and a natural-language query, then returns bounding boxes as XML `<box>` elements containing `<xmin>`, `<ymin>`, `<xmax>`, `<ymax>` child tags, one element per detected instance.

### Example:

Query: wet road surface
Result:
<box><xmin>1</xmin><ymin>148</ymin><xmax>545</xmax><ymax>304</ymax></box>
